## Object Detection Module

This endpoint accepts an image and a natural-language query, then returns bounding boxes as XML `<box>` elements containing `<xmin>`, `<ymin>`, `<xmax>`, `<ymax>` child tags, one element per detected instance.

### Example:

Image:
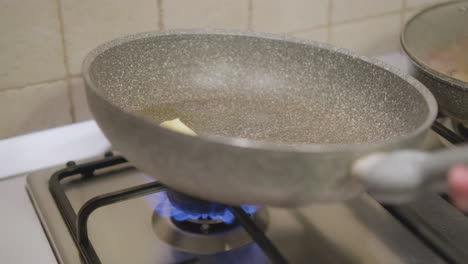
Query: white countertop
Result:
<box><xmin>0</xmin><ymin>121</ymin><xmax>110</xmax><ymax>179</ymax></box>
<box><xmin>0</xmin><ymin>52</ymin><xmax>410</xmax><ymax>263</ymax></box>
<box><xmin>0</xmin><ymin>121</ymin><xmax>110</xmax><ymax>264</ymax></box>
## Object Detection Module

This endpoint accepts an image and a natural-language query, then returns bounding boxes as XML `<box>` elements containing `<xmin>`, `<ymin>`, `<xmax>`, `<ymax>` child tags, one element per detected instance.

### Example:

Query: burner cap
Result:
<box><xmin>171</xmin><ymin>217</ymin><xmax>238</xmax><ymax>235</ymax></box>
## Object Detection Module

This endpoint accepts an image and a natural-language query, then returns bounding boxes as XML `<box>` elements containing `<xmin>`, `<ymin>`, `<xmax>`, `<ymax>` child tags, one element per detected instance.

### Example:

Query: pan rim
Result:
<box><xmin>401</xmin><ymin>0</ymin><xmax>468</xmax><ymax>91</ymax></box>
<box><xmin>83</xmin><ymin>29</ymin><xmax>438</xmax><ymax>153</ymax></box>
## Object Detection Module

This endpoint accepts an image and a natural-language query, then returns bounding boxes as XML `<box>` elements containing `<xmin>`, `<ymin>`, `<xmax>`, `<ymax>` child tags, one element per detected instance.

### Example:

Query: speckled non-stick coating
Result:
<box><xmin>83</xmin><ymin>30</ymin><xmax>437</xmax><ymax>206</ymax></box>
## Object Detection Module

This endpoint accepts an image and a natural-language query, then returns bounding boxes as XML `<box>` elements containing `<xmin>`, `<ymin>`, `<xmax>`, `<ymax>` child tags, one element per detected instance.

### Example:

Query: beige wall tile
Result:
<box><xmin>252</xmin><ymin>0</ymin><xmax>329</xmax><ymax>33</ymax></box>
<box><xmin>330</xmin><ymin>14</ymin><xmax>401</xmax><ymax>56</ymax></box>
<box><xmin>0</xmin><ymin>81</ymin><xmax>72</xmax><ymax>139</ymax></box>
<box><xmin>60</xmin><ymin>0</ymin><xmax>159</xmax><ymax>75</ymax></box>
<box><xmin>0</xmin><ymin>0</ymin><xmax>66</xmax><ymax>90</ymax></box>
<box><xmin>289</xmin><ymin>27</ymin><xmax>329</xmax><ymax>43</ymax></box>
<box><xmin>70</xmin><ymin>77</ymin><xmax>93</xmax><ymax>121</ymax></box>
<box><xmin>332</xmin><ymin>0</ymin><xmax>402</xmax><ymax>23</ymax></box>
<box><xmin>163</xmin><ymin>0</ymin><xmax>248</xmax><ymax>29</ymax></box>
<box><xmin>407</xmin><ymin>0</ymin><xmax>449</xmax><ymax>8</ymax></box>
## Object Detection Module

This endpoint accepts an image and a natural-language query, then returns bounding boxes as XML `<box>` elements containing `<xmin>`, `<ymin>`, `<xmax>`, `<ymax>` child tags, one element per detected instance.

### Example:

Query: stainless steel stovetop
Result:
<box><xmin>26</xmin><ymin>119</ymin><xmax>468</xmax><ymax>264</ymax></box>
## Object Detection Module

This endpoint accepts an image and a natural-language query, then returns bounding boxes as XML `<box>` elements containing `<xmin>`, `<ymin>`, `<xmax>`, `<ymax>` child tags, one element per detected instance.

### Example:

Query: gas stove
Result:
<box><xmin>23</xmin><ymin>118</ymin><xmax>468</xmax><ymax>264</ymax></box>
<box><xmin>1</xmin><ymin>52</ymin><xmax>463</xmax><ymax>264</ymax></box>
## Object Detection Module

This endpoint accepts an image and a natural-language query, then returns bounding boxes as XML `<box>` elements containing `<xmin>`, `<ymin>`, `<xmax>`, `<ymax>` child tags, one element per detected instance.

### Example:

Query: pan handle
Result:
<box><xmin>352</xmin><ymin>145</ymin><xmax>468</xmax><ymax>203</ymax></box>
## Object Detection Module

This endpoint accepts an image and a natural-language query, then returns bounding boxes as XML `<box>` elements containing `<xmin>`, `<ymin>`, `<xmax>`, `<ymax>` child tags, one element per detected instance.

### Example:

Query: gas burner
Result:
<box><xmin>147</xmin><ymin>190</ymin><xmax>268</xmax><ymax>254</ymax></box>
<box><xmin>152</xmin><ymin>204</ymin><xmax>268</xmax><ymax>254</ymax></box>
<box><xmin>163</xmin><ymin>189</ymin><xmax>257</xmax><ymax>225</ymax></box>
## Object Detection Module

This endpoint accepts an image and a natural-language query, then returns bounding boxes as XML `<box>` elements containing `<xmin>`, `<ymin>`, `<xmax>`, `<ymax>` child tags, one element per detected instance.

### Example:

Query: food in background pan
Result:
<box><xmin>425</xmin><ymin>38</ymin><xmax>468</xmax><ymax>83</ymax></box>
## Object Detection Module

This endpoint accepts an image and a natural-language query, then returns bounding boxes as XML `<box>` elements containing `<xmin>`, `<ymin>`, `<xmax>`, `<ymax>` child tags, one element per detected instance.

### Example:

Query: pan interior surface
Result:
<box><xmin>88</xmin><ymin>33</ymin><xmax>431</xmax><ymax>145</ymax></box>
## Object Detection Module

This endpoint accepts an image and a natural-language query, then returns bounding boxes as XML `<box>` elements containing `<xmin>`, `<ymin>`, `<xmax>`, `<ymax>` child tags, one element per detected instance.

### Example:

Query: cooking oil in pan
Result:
<box><xmin>137</xmin><ymin>96</ymin><xmax>418</xmax><ymax>145</ymax></box>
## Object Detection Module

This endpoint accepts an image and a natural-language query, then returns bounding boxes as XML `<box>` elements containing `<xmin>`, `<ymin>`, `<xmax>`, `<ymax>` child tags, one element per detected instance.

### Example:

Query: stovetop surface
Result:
<box><xmin>27</xmin><ymin>157</ymin><xmax>446</xmax><ymax>264</ymax></box>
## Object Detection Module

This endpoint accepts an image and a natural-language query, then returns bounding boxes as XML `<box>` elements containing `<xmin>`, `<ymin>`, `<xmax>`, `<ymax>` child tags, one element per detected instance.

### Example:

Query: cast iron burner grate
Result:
<box><xmin>454</xmin><ymin>122</ymin><xmax>468</xmax><ymax>140</ymax></box>
<box><xmin>48</xmin><ymin>119</ymin><xmax>466</xmax><ymax>264</ymax></box>
<box><xmin>49</xmin><ymin>153</ymin><xmax>287</xmax><ymax>264</ymax></box>
<box><xmin>384</xmin><ymin>119</ymin><xmax>468</xmax><ymax>264</ymax></box>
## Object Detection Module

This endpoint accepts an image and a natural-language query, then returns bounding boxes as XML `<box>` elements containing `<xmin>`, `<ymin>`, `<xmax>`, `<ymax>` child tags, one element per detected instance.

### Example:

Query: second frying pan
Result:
<box><xmin>402</xmin><ymin>0</ymin><xmax>468</xmax><ymax>125</ymax></box>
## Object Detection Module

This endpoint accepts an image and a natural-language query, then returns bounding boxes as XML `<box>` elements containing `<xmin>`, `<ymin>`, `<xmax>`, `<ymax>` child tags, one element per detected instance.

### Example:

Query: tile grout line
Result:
<box><xmin>401</xmin><ymin>0</ymin><xmax>408</xmax><ymax>30</ymax></box>
<box><xmin>399</xmin><ymin>0</ymin><xmax>408</xmax><ymax>55</ymax></box>
<box><xmin>247</xmin><ymin>0</ymin><xmax>253</xmax><ymax>30</ymax></box>
<box><xmin>330</xmin><ymin>9</ymin><xmax>402</xmax><ymax>27</ymax></box>
<box><xmin>54</xmin><ymin>0</ymin><xmax>76</xmax><ymax>123</ymax></box>
<box><xmin>0</xmin><ymin>78</ymin><xmax>67</xmax><ymax>93</ymax></box>
<box><xmin>69</xmin><ymin>73</ymin><xmax>83</xmax><ymax>79</ymax></box>
<box><xmin>157</xmin><ymin>0</ymin><xmax>164</xmax><ymax>30</ymax></box>
<box><xmin>288</xmin><ymin>8</ymin><xmax>401</xmax><ymax>37</ymax></box>
<box><xmin>327</xmin><ymin>0</ymin><xmax>333</xmax><ymax>43</ymax></box>
<box><xmin>286</xmin><ymin>25</ymin><xmax>329</xmax><ymax>36</ymax></box>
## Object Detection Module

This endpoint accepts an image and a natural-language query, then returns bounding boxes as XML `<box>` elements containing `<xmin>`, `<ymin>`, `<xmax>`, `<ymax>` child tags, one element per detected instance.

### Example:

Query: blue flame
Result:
<box><xmin>145</xmin><ymin>191</ymin><xmax>258</xmax><ymax>224</ymax></box>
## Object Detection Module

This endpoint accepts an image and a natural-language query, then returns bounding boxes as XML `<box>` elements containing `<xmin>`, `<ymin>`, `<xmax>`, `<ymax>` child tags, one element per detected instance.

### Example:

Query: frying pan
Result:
<box><xmin>83</xmin><ymin>30</ymin><xmax>468</xmax><ymax>206</ymax></box>
<box><xmin>402</xmin><ymin>0</ymin><xmax>468</xmax><ymax>125</ymax></box>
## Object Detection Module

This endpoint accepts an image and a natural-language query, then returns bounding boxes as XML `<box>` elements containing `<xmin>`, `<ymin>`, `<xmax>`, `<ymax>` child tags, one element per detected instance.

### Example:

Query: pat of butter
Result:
<box><xmin>160</xmin><ymin>118</ymin><xmax>197</xmax><ymax>136</ymax></box>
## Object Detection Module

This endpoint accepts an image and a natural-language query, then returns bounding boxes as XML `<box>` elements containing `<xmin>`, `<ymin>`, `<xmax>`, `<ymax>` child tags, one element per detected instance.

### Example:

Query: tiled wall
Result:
<box><xmin>0</xmin><ymin>0</ymin><xmax>449</xmax><ymax>139</ymax></box>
